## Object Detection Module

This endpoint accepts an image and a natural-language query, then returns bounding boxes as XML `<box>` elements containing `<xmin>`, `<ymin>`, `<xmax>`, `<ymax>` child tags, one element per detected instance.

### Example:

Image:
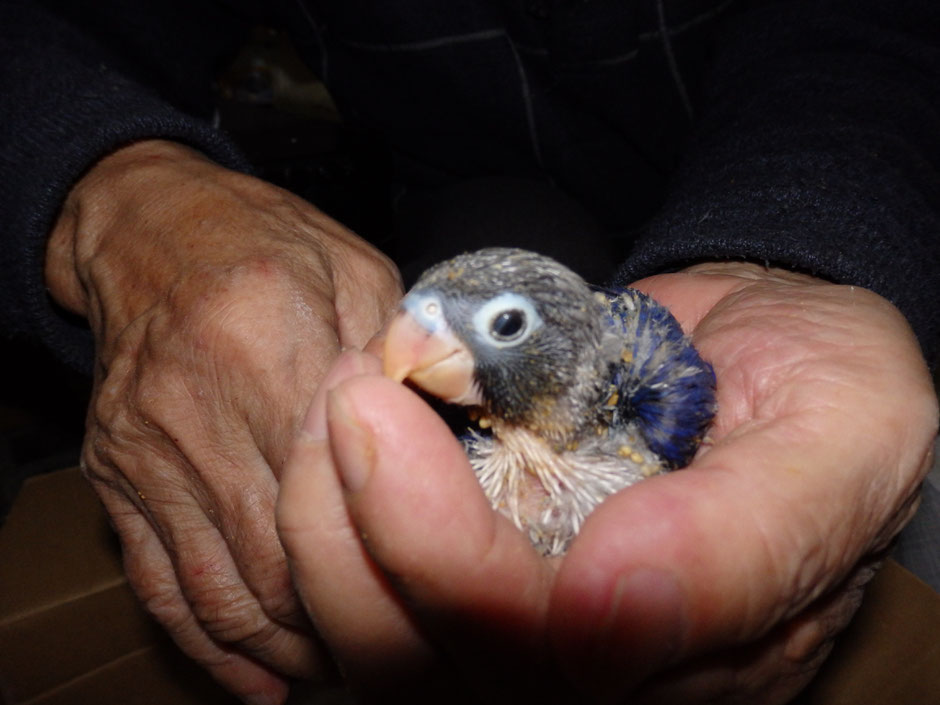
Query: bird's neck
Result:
<box><xmin>480</xmin><ymin>391</ymin><xmax>604</xmax><ymax>454</ymax></box>
<box><xmin>475</xmin><ymin>339</ymin><xmax>612</xmax><ymax>449</ymax></box>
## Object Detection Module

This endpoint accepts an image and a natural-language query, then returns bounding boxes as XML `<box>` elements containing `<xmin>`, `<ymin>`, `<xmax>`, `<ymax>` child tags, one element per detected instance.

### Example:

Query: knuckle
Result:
<box><xmin>79</xmin><ymin>439</ymin><xmax>114</xmax><ymax>484</ymax></box>
<box><xmin>191</xmin><ymin>584</ymin><xmax>279</xmax><ymax>648</ymax></box>
<box><xmin>254</xmin><ymin>569</ymin><xmax>305</xmax><ymax>624</ymax></box>
<box><xmin>90</xmin><ymin>354</ymin><xmax>183</xmax><ymax>456</ymax></box>
<box><xmin>137</xmin><ymin>577</ymin><xmax>194</xmax><ymax>634</ymax></box>
<box><xmin>90</xmin><ymin>363</ymin><xmax>136</xmax><ymax>433</ymax></box>
<box><xmin>128</xmin><ymin>371</ymin><xmax>188</xmax><ymax>433</ymax></box>
<box><xmin>87</xmin><ymin>385</ymin><xmax>173</xmax><ymax>475</ymax></box>
<box><xmin>170</xmin><ymin>258</ymin><xmax>334</xmax><ymax>365</ymax></box>
<box><xmin>228</xmin><ymin>505</ymin><xmax>305</xmax><ymax>624</ymax></box>
<box><xmin>173</xmin><ymin>543</ymin><xmax>272</xmax><ymax>646</ymax></box>
<box><xmin>80</xmin><ymin>422</ymin><xmax>140</xmax><ymax>495</ymax></box>
<box><xmin>120</xmin><ymin>546</ymin><xmax>195</xmax><ymax>635</ymax></box>
<box><xmin>175</xmin><ymin>526</ymin><xmax>302</xmax><ymax>646</ymax></box>
<box><xmin>343</xmin><ymin>243</ymin><xmax>404</xmax><ymax>294</ymax></box>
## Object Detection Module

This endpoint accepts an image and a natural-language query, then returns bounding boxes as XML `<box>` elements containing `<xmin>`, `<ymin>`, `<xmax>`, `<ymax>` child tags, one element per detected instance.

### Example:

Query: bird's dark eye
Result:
<box><xmin>490</xmin><ymin>309</ymin><xmax>526</xmax><ymax>340</ymax></box>
<box><xmin>474</xmin><ymin>293</ymin><xmax>541</xmax><ymax>346</ymax></box>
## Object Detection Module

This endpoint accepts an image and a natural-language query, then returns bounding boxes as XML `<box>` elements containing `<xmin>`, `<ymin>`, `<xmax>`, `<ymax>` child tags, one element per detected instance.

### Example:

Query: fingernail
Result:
<box><xmin>327</xmin><ymin>389</ymin><xmax>375</xmax><ymax>493</ymax></box>
<box><xmin>302</xmin><ymin>397</ymin><xmax>329</xmax><ymax>442</ymax></box>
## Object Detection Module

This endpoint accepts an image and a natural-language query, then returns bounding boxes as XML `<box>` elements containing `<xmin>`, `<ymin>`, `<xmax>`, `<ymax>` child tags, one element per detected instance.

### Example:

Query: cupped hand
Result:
<box><xmin>45</xmin><ymin>140</ymin><xmax>403</xmax><ymax>703</ymax></box>
<box><xmin>277</xmin><ymin>262</ymin><xmax>937</xmax><ymax>703</ymax></box>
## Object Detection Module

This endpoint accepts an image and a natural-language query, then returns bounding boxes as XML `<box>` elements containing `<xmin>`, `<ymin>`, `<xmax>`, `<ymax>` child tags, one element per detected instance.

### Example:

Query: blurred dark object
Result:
<box><xmin>215</xmin><ymin>27</ymin><xmax>394</xmax><ymax>250</ymax></box>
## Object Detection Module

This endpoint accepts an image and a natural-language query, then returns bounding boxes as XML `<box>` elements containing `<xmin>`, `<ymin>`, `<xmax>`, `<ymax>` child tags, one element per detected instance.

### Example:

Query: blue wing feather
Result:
<box><xmin>602</xmin><ymin>287</ymin><xmax>716</xmax><ymax>468</ymax></box>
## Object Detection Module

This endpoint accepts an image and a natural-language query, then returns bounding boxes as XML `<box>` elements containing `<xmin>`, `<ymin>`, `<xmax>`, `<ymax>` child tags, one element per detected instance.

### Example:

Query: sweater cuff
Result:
<box><xmin>0</xmin><ymin>2</ymin><xmax>253</xmax><ymax>373</ymax></box>
<box><xmin>10</xmin><ymin>111</ymin><xmax>251</xmax><ymax>374</ymax></box>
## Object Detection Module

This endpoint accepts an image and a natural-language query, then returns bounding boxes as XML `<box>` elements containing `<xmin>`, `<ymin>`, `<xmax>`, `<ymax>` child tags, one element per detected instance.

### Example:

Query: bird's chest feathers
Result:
<box><xmin>464</xmin><ymin>419</ymin><xmax>661</xmax><ymax>556</ymax></box>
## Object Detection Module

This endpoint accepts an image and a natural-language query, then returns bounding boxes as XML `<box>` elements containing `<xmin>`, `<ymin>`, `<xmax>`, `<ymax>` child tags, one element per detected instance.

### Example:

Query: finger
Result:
<box><xmin>547</xmin><ymin>406</ymin><xmax>926</xmax><ymax>700</ymax></box>
<box><xmin>91</xmin><ymin>437</ymin><xmax>322</xmax><ymax>679</ymax></box>
<box><xmin>325</xmin><ymin>375</ymin><xmax>558</xmax><ymax>693</ymax></box>
<box><xmin>627</xmin><ymin>269</ymin><xmax>748</xmax><ymax>331</ymax></box>
<box><xmin>166</xmin><ymin>487</ymin><xmax>323</xmax><ymax>679</ymax></box>
<box><xmin>277</xmin><ymin>351</ymin><xmax>437</xmax><ymax>689</ymax></box>
<box><xmin>182</xmin><ymin>446</ymin><xmax>311</xmax><ymax>632</ymax></box>
<box><xmin>331</xmin><ymin>244</ymin><xmax>404</xmax><ymax>350</ymax></box>
<box><xmin>93</xmin><ymin>481</ymin><xmax>291</xmax><ymax>705</ymax></box>
<box><xmin>123</xmin><ymin>315</ymin><xmax>322</xmax><ymax>637</ymax></box>
<box><xmin>362</xmin><ymin>315</ymin><xmax>392</xmax><ymax>358</ymax></box>
<box><xmin>630</xmin><ymin>559</ymin><xmax>880</xmax><ymax>705</ymax></box>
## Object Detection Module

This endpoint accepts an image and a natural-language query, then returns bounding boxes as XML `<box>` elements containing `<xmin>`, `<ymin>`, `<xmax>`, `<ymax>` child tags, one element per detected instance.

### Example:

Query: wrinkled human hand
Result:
<box><xmin>45</xmin><ymin>140</ymin><xmax>403</xmax><ymax>703</ymax></box>
<box><xmin>277</xmin><ymin>262</ymin><xmax>937</xmax><ymax>703</ymax></box>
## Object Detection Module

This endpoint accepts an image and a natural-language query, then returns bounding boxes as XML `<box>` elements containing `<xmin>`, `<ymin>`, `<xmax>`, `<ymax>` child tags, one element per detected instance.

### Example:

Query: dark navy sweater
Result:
<box><xmin>1</xmin><ymin>0</ymin><xmax>938</xmax><ymax>372</ymax></box>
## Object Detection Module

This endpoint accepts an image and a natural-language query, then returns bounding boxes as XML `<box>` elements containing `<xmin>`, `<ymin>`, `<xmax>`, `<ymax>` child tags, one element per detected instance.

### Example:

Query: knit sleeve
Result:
<box><xmin>615</xmin><ymin>0</ymin><xmax>940</xmax><ymax>364</ymax></box>
<box><xmin>0</xmin><ymin>0</ymin><xmax>257</xmax><ymax>372</ymax></box>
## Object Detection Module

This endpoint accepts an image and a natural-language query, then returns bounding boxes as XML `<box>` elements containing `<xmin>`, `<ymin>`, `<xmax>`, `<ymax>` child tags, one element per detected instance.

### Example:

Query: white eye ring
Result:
<box><xmin>472</xmin><ymin>293</ymin><xmax>542</xmax><ymax>348</ymax></box>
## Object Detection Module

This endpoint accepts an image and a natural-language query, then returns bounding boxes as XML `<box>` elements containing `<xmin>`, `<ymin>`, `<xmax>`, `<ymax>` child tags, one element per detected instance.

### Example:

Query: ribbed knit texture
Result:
<box><xmin>616</xmin><ymin>1</ymin><xmax>940</xmax><ymax>365</ymax></box>
<box><xmin>0</xmin><ymin>0</ymin><xmax>253</xmax><ymax>371</ymax></box>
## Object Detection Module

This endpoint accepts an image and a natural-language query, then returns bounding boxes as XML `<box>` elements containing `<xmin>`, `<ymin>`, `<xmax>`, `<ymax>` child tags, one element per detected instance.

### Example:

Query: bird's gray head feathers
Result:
<box><xmin>385</xmin><ymin>248</ymin><xmax>613</xmax><ymax>440</ymax></box>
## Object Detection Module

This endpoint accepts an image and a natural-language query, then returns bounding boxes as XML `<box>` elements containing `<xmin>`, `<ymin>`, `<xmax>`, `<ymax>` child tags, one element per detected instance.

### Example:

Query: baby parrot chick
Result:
<box><xmin>384</xmin><ymin>248</ymin><xmax>716</xmax><ymax>556</ymax></box>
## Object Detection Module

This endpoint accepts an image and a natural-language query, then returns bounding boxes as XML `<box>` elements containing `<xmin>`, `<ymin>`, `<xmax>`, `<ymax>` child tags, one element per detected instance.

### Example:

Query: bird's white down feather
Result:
<box><xmin>465</xmin><ymin>420</ymin><xmax>662</xmax><ymax>556</ymax></box>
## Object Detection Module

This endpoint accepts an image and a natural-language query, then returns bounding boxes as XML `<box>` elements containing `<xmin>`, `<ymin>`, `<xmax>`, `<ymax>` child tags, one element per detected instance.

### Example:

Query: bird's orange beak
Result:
<box><xmin>383</xmin><ymin>306</ymin><xmax>482</xmax><ymax>406</ymax></box>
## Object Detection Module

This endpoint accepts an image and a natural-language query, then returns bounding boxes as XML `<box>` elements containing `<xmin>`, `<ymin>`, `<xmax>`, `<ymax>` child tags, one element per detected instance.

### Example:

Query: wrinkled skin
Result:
<box><xmin>47</xmin><ymin>140</ymin><xmax>938</xmax><ymax>704</ymax></box>
<box><xmin>45</xmin><ymin>140</ymin><xmax>403</xmax><ymax>703</ymax></box>
<box><xmin>278</xmin><ymin>263</ymin><xmax>937</xmax><ymax>704</ymax></box>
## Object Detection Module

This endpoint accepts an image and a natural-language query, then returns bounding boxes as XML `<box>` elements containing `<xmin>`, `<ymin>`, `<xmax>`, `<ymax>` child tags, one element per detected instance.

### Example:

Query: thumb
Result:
<box><xmin>328</xmin><ymin>376</ymin><xmax>558</xmax><ymax>690</ymax></box>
